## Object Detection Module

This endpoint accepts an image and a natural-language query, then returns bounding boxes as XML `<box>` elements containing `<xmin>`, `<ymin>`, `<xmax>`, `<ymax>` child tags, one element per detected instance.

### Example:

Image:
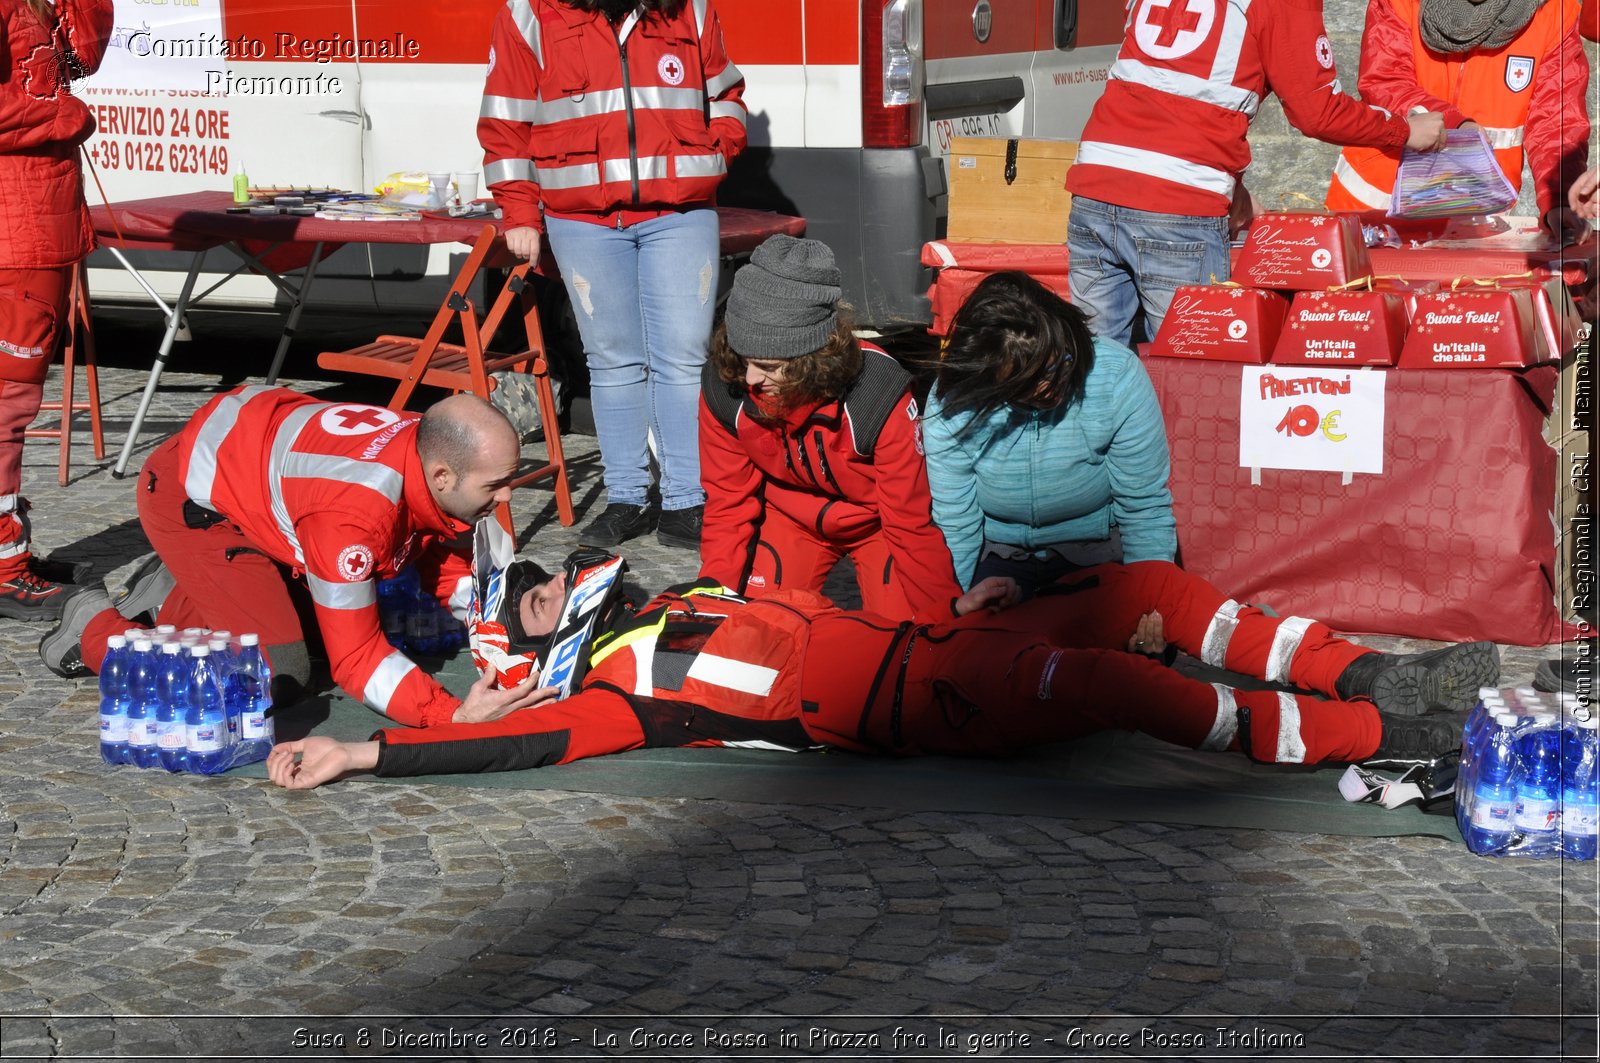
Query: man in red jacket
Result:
<box><xmin>698</xmin><ymin>235</ymin><xmax>967</xmax><ymax>623</ymax></box>
<box><xmin>0</xmin><ymin>0</ymin><xmax>113</xmax><ymax>617</ymax></box>
<box><xmin>266</xmin><ymin>559</ymin><xmax>1499</xmax><ymax>789</ymax></box>
<box><xmin>1065</xmin><ymin>0</ymin><xmax>1447</xmax><ymax>347</ymax></box>
<box><xmin>39</xmin><ymin>388</ymin><xmax>549</xmax><ymax>727</ymax></box>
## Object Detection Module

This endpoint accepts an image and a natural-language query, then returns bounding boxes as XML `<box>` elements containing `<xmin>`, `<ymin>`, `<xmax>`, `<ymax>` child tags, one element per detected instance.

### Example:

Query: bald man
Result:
<box><xmin>40</xmin><ymin>387</ymin><xmax>548</xmax><ymax>727</ymax></box>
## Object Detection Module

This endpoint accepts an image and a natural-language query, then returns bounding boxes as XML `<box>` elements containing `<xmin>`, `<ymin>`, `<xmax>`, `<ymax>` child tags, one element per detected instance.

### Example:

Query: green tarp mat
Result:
<box><xmin>233</xmin><ymin>650</ymin><xmax>1462</xmax><ymax>842</ymax></box>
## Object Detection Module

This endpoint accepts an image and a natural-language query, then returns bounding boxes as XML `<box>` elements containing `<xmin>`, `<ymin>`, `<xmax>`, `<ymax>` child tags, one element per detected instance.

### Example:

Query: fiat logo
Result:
<box><xmin>972</xmin><ymin>0</ymin><xmax>993</xmax><ymax>43</ymax></box>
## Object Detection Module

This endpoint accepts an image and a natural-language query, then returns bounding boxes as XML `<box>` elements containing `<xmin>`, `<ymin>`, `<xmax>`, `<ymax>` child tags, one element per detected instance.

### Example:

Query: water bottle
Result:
<box><xmin>1466</xmin><ymin>712</ymin><xmax>1520</xmax><ymax>854</ymax></box>
<box><xmin>185</xmin><ymin>645</ymin><xmax>232</xmax><ymax>774</ymax></box>
<box><xmin>407</xmin><ymin>592</ymin><xmax>441</xmax><ymax>656</ymax></box>
<box><xmin>232</xmin><ymin>633</ymin><xmax>274</xmax><ymax>761</ymax></box>
<box><xmin>125</xmin><ymin>638</ymin><xmax>161</xmax><ymax>769</ymax></box>
<box><xmin>208</xmin><ymin>637</ymin><xmax>239</xmax><ymax>745</ymax></box>
<box><xmin>1513</xmin><ymin>716</ymin><xmax>1561</xmax><ymax>845</ymax></box>
<box><xmin>98</xmin><ymin>635</ymin><xmax>132</xmax><ymax>766</ymax></box>
<box><xmin>153</xmin><ymin>642</ymin><xmax>191</xmax><ymax>772</ymax></box>
<box><xmin>1563</xmin><ymin>716</ymin><xmax>1599</xmax><ymax>861</ymax></box>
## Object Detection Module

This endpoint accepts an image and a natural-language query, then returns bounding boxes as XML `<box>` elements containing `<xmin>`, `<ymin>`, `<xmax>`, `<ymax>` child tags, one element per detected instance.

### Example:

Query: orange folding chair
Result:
<box><xmin>26</xmin><ymin>260</ymin><xmax>105</xmax><ymax>486</ymax></box>
<box><xmin>318</xmin><ymin>225</ymin><xmax>573</xmax><ymax>531</ymax></box>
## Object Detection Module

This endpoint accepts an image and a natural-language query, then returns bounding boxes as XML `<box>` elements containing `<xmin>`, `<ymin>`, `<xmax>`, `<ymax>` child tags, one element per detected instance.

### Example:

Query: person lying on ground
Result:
<box><xmin>266</xmin><ymin>554</ymin><xmax>1499</xmax><ymax>789</ymax></box>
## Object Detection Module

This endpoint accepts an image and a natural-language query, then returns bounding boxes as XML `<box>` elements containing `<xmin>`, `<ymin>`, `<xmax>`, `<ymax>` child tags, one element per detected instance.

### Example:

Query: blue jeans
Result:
<box><xmin>1067</xmin><ymin>196</ymin><xmax>1231</xmax><ymax>348</ymax></box>
<box><xmin>545</xmin><ymin>209</ymin><xmax>719</xmax><ymax>511</ymax></box>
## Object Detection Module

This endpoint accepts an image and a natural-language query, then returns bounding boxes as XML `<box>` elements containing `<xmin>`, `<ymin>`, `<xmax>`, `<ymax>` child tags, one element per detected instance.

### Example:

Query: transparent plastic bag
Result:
<box><xmin>1390</xmin><ymin>128</ymin><xmax>1517</xmax><ymax>219</ymax></box>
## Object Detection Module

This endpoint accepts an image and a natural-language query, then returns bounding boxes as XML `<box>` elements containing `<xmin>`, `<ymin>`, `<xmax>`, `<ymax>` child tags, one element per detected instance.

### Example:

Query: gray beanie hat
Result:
<box><xmin>724</xmin><ymin>234</ymin><xmax>842</xmax><ymax>359</ymax></box>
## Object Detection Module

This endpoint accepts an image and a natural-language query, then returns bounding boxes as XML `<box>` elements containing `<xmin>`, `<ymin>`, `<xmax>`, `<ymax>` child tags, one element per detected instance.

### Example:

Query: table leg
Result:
<box><xmin>113</xmin><ymin>250</ymin><xmax>206</xmax><ymax>478</ymax></box>
<box><xmin>265</xmin><ymin>240</ymin><xmax>323</xmax><ymax>385</ymax></box>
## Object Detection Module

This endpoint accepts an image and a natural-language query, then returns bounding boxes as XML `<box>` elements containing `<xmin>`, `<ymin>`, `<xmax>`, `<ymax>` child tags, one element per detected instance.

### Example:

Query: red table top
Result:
<box><xmin>91</xmin><ymin>190</ymin><xmax>805</xmax><ymax>256</ymax></box>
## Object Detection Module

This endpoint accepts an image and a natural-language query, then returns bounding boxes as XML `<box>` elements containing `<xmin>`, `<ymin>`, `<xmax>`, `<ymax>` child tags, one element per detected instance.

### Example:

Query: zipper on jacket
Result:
<box><xmin>617</xmin><ymin>32</ymin><xmax>641</xmax><ymax>204</ymax></box>
<box><xmin>812</xmin><ymin>430</ymin><xmax>843</xmax><ymax>495</ymax></box>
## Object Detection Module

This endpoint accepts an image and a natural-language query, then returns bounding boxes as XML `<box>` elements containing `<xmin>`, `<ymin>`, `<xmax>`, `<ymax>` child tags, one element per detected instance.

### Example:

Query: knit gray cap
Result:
<box><xmin>724</xmin><ymin>234</ymin><xmax>842</xmax><ymax>359</ymax></box>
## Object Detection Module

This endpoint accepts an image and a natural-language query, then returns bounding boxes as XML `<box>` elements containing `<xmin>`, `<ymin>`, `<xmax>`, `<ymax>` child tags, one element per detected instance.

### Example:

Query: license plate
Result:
<box><xmin>929</xmin><ymin>113</ymin><xmax>1006</xmax><ymax>156</ymax></box>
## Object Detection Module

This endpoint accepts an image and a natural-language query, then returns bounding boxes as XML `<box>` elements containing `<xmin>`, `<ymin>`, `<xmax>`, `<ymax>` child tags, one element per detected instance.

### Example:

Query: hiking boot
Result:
<box><xmin>1533</xmin><ymin>639</ymin><xmax>1594</xmax><ymax>694</ymax></box>
<box><xmin>657</xmin><ymin>505</ymin><xmax>704</xmax><ymax>550</ymax></box>
<box><xmin>579</xmin><ymin>503</ymin><xmax>656</xmax><ymax>548</ymax></box>
<box><xmin>112</xmin><ymin>553</ymin><xmax>175</xmax><ymax>625</ymax></box>
<box><xmin>38</xmin><ymin>582</ymin><xmax>114</xmax><ymax>678</ymax></box>
<box><xmin>0</xmin><ymin>569</ymin><xmax>73</xmax><ymax>620</ymax></box>
<box><xmin>1370</xmin><ymin>708</ymin><xmax>1467</xmax><ymax>761</ymax></box>
<box><xmin>1335</xmin><ymin>641</ymin><xmax>1500</xmax><ymax>716</ymax></box>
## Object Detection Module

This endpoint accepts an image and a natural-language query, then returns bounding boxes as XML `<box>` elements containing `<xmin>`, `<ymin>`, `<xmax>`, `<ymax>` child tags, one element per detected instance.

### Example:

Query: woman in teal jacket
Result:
<box><xmin>924</xmin><ymin>271</ymin><xmax>1176</xmax><ymax>594</ymax></box>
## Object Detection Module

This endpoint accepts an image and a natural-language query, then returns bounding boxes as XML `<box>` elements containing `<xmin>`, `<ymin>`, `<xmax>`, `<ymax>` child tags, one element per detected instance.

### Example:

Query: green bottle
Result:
<box><xmin>232</xmin><ymin>169</ymin><xmax>249</xmax><ymax>204</ymax></box>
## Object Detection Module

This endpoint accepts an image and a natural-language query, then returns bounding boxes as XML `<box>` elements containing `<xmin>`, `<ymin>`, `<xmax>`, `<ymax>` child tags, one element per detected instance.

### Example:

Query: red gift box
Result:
<box><xmin>1235</xmin><ymin>212</ymin><xmax>1372</xmax><ymax>290</ymax></box>
<box><xmin>1398</xmin><ymin>287</ymin><xmax>1540</xmax><ymax>368</ymax></box>
<box><xmin>1272</xmin><ymin>289</ymin><xmax>1409</xmax><ymax>366</ymax></box>
<box><xmin>1149</xmin><ymin>286</ymin><xmax>1289</xmax><ymax>362</ymax></box>
<box><xmin>1517</xmin><ymin>277</ymin><xmax>1582</xmax><ymax>362</ymax></box>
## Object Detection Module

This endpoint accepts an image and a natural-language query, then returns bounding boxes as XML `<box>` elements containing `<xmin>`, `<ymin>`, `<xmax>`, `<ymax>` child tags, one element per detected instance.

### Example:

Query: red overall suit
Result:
<box><xmin>79</xmin><ymin>387</ymin><xmax>474</xmax><ymax>726</ymax></box>
<box><xmin>698</xmin><ymin>346</ymin><xmax>965</xmax><ymax>623</ymax></box>
<box><xmin>0</xmin><ymin>0</ymin><xmax>112</xmax><ymax>583</ymax></box>
<box><xmin>376</xmin><ymin>562</ymin><xmax>1383</xmax><ymax>776</ymax></box>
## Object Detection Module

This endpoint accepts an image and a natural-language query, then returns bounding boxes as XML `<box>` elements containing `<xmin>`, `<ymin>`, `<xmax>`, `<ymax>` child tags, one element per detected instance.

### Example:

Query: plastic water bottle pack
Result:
<box><xmin>98</xmin><ymin>628</ymin><xmax>275</xmax><ymax>776</ymax></box>
<box><xmin>377</xmin><ymin>566</ymin><xmax>468</xmax><ymax>657</ymax></box>
<box><xmin>1456</xmin><ymin>686</ymin><xmax>1597</xmax><ymax>859</ymax></box>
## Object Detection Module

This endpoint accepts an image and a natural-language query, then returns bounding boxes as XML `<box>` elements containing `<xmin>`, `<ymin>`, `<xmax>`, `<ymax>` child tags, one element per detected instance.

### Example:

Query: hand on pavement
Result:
<box><xmin>266</xmin><ymin>737</ymin><xmax>379</xmax><ymax>790</ymax></box>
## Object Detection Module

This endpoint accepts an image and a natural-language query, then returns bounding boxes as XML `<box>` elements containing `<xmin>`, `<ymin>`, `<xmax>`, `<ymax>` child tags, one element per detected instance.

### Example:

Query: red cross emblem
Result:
<box><xmin>319</xmin><ymin>404</ymin><xmax>402</xmax><ymax>436</ymax></box>
<box><xmin>1134</xmin><ymin>0</ymin><xmax>1215</xmax><ymax>60</ymax></box>
<box><xmin>657</xmin><ymin>54</ymin><xmax>685</xmax><ymax>86</ymax></box>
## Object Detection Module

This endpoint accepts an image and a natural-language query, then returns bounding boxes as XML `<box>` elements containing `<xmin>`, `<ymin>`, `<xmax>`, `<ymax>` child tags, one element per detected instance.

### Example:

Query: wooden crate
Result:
<box><xmin>946</xmin><ymin>136</ymin><xmax>1076</xmax><ymax>244</ymax></box>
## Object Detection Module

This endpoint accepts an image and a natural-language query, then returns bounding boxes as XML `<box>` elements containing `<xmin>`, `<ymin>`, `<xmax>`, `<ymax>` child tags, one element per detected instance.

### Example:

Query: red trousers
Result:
<box><xmin>0</xmin><ymin>266</ymin><xmax>70</xmax><ymax>578</ymax></box>
<box><xmin>82</xmin><ymin>436</ymin><xmax>315</xmax><ymax>672</ymax></box>
<box><xmin>384</xmin><ymin>561</ymin><xmax>1382</xmax><ymax>769</ymax></box>
<box><xmin>746</xmin><ymin>506</ymin><xmax>918</xmax><ymax>619</ymax></box>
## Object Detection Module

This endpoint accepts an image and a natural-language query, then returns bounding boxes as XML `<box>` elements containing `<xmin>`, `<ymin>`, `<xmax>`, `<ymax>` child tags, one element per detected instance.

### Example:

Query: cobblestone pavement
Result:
<box><xmin>0</xmin><ymin>355</ymin><xmax>1595</xmax><ymax>1061</ymax></box>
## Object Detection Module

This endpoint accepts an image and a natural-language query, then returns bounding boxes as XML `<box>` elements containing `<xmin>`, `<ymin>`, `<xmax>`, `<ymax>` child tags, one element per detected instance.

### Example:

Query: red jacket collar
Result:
<box><xmin>401</xmin><ymin>434</ymin><xmax>469</xmax><ymax>537</ymax></box>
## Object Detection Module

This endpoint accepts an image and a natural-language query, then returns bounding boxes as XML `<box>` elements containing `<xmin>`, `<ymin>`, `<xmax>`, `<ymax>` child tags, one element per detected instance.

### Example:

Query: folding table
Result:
<box><xmin>90</xmin><ymin>192</ymin><xmax>807</xmax><ymax>476</ymax></box>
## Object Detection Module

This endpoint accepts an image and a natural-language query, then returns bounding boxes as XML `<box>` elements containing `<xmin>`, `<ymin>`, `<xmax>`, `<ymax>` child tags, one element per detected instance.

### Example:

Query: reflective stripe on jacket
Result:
<box><xmin>175</xmin><ymin>386</ymin><xmax>472</xmax><ymax>727</ymax></box>
<box><xmin>1325</xmin><ymin>0</ymin><xmax>1589</xmax><ymax>214</ymax></box>
<box><xmin>1067</xmin><ymin>0</ymin><xmax>1407</xmax><ymax>217</ymax></box>
<box><xmin>478</xmin><ymin>0</ymin><xmax>747</xmax><ymax>230</ymax></box>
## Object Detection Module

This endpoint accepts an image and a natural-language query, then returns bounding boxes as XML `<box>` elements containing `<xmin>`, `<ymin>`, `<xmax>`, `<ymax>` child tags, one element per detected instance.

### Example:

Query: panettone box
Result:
<box><xmin>1148</xmin><ymin>285</ymin><xmax>1290</xmax><ymax>363</ymax></box>
<box><xmin>1271</xmin><ymin>289</ymin><xmax>1409</xmax><ymax>366</ymax></box>
<box><xmin>1235</xmin><ymin>212</ymin><xmax>1372</xmax><ymax>290</ymax></box>
<box><xmin>1397</xmin><ymin>287</ymin><xmax>1540</xmax><ymax>368</ymax></box>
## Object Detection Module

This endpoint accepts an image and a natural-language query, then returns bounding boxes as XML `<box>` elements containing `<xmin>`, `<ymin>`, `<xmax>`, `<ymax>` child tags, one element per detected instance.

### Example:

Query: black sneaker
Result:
<box><xmin>1371</xmin><ymin>709</ymin><xmax>1467</xmax><ymax>761</ymax></box>
<box><xmin>579</xmin><ymin>503</ymin><xmax>656</xmax><ymax>548</ymax></box>
<box><xmin>38</xmin><ymin>583</ymin><xmax>114</xmax><ymax>678</ymax></box>
<box><xmin>30</xmin><ymin>556</ymin><xmax>93</xmax><ymax>586</ymax></box>
<box><xmin>1335</xmin><ymin>641</ymin><xmax>1500</xmax><ymax>716</ymax></box>
<box><xmin>657</xmin><ymin>505</ymin><xmax>704</xmax><ymax>550</ymax></box>
<box><xmin>0</xmin><ymin>570</ymin><xmax>73</xmax><ymax>620</ymax></box>
<box><xmin>112</xmin><ymin>553</ymin><xmax>175</xmax><ymax>625</ymax></box>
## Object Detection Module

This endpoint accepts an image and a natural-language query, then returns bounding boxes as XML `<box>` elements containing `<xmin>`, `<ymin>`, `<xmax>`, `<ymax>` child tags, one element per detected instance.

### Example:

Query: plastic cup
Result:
<box><xmin>452</xmin><ymin>171</ymin><xmax>479</xmax><ymax>207</ymax></box>
<box><xmin>427</xmin><ymin>171</ymin><xmax>451</xmax><ymax>209</ymax></box>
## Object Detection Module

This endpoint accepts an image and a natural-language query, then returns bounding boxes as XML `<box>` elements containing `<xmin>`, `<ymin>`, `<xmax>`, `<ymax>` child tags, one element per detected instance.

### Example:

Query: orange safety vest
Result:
<box><xmin>1326</xmin><ymin>0</ymin><xmax>1577</xmax><ymax>210</ymax></box>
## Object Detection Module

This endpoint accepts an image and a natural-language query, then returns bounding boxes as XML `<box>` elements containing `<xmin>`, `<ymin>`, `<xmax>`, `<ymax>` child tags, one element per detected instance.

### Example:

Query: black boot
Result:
<box><xmin>1334</xmin><ymin>641</ymin><xmax>1500</xmax><ymax>716</ymax></box>
<box><xmin>1370</xmin><ymin>709</ymin><xmax>1467</xmax><ymax>761</ymax></box>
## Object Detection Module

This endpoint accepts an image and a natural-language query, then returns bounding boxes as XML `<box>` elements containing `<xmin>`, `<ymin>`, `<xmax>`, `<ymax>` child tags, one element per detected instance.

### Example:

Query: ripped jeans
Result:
<box><xmin>545</xmin><ymin>209</ymin><xmax>719</xmax><ymax>511</ymax></box>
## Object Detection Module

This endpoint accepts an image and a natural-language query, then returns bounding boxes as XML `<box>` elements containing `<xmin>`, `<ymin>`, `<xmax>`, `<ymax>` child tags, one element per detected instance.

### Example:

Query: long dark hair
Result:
<box><xmin>563</xmin><ymin>0</ymin><xmax>688</xmax><ymax>16</ymax></box>
<box><xmin>932</xmin><ymin>271</ymin><xmax>1095</xmax><ymax>424</ymax></box>
<box><xmin>25</xmin><ymin>0</ymin><xmax>56</xmax><ymax>28</ymax></box>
